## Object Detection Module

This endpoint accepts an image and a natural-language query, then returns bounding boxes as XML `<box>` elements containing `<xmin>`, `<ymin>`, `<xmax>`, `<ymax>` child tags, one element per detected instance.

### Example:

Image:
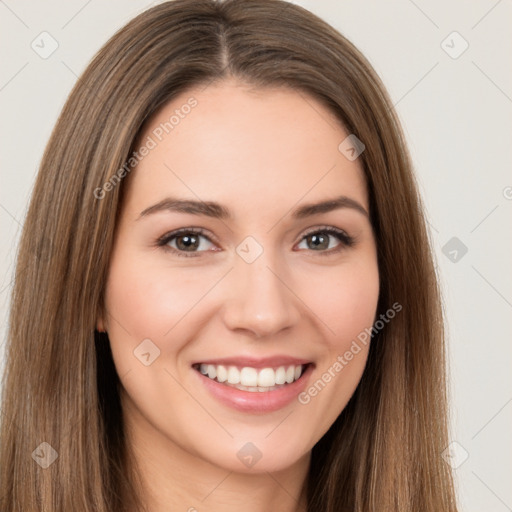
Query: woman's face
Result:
<box><xmin>100</xmin><ymin>79</ymin><xmax>379</xmax><ymax>474</ymax></box>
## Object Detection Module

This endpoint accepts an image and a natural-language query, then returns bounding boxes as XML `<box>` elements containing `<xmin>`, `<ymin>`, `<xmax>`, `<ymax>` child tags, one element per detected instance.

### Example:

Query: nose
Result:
<box><xmin>221</xmin><ymin>250</ymin><xmax>302</xmax><ymax>339</ymax></box>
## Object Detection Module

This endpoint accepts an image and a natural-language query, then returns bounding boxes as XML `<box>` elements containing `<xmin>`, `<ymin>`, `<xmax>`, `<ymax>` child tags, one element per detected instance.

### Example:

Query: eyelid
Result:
<box><xmin>157</xmin><ymin>226</ymin><xmax>216</xmax><ymax>242</ymax></box>
<box><xmin>299</xmin><ymin>224</ymin><xmax>351</xmax><ymax>241</ymax></box>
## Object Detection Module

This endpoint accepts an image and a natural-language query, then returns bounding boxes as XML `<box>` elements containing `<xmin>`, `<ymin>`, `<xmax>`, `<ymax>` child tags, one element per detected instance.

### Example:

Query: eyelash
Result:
<box><xmin>156</xmin><ymin>226</ymin><xmax>355</xmax><ymax>258</ymax></box>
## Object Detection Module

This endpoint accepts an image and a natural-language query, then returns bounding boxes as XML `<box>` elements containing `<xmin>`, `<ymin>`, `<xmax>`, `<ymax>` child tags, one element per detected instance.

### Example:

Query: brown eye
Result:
<box><xmin>175</xmin><ymin>233</ymin><xmax>200</xmax><ymax>251</ymax></box>
<box><xmin>157</xmin><ymin>228</ymin><xmax>216</xmax><ymax>257</ymax></box>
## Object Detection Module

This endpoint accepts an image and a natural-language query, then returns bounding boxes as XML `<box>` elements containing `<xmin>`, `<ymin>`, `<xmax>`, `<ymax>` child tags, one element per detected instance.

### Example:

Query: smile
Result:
<box><xmin>192</xmin><ymin>357</ymin><xmax>314</xmax><ymax>413</ymax></box>
<box><xmin>193</xmin><ymin>363</ymin><xmax>307</xmax><ymax>392</ymax></box>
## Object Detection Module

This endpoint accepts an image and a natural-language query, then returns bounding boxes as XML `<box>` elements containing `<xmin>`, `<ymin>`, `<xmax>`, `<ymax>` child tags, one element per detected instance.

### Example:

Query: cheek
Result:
<box><xmin>305</xmin><ymin>258</ymin><xmax>380</xmax><ymax>348</ymax></box>
<box><xmin>294</xmin><ymin>259</ymin><xmax>379</xmax><ymax>437</ymax></box>
<box><xmin>104</xmin><ymin>252</ymin><xmax>219</xmax><ymax>344</ymax></box>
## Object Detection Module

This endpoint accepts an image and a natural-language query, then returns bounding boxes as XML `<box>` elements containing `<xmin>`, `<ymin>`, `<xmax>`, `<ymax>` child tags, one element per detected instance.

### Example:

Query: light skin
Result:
<box><xmin>98</xmin><ymin>78</ymin><xmax>380</xmax><ymax>512</ymax></box>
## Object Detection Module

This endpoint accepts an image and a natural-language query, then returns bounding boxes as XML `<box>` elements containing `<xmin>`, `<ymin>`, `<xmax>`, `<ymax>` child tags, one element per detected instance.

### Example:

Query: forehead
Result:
<box><xmin>124</xmin><ymin>80</ymin><xmax>368</xmax><ymax>221</ymax></box>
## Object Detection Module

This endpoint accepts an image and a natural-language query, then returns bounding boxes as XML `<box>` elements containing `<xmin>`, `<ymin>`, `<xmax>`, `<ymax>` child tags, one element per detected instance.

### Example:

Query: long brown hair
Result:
<box><xmin>0</xmin><ymin>0</ymin><xmax>458</xmax><ymax>510</ymax></box>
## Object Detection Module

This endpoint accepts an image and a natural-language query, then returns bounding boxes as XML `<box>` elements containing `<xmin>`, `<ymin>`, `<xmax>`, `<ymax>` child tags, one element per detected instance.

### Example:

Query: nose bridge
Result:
<box><xmin>222</xmin><ymin>243</ymin><xmax>300</xmax><ymax>338</ymax></box>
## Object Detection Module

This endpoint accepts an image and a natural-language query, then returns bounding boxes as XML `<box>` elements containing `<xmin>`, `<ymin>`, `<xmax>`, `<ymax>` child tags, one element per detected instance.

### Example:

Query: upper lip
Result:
<box><xmin>192</xmin><ymin>356</ymin><xmax>313</xmax><ymax>369</ymax></box>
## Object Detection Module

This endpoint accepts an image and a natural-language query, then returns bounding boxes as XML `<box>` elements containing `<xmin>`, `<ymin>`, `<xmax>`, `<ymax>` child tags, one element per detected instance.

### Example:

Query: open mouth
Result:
<box><xmin>192</xmin><ymin>363</ymin><xmax>311</xmax><ymax>392</ymax></box>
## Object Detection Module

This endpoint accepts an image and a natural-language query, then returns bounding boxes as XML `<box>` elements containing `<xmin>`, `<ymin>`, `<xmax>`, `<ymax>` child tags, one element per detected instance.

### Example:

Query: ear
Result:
<box><xmin>96</xmin><ymin>307</ymin><xmax>107</xmax><ymax>333</ymax></box>
<box><xmin>96</xmin><ymin>318</ymin><xmax>106</xmax><ymax>332</ymax></box>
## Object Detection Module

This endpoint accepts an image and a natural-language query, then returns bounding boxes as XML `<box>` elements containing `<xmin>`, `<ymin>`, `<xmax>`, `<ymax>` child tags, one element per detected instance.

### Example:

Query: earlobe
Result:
<box><xmin>96</xmin><ymin>309</ymin><xmax>107</xmax><ymax>333</ymax></box>
<box><xmin>96</xmin><ymin>319</ymin><xmax>106</xmax><ymax>333</ymax></box>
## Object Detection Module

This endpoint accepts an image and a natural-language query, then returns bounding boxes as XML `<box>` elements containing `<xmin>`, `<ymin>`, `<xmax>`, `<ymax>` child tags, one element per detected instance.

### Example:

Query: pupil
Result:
<box><xmin>177</xmin><ymin>234</ymin><xmax>199</xmax><ymax>251</ymax></box>
<box><xmin>309</xmin><ymin>234</ymin><xmax>328</xmax><ymax>250</ymax></box>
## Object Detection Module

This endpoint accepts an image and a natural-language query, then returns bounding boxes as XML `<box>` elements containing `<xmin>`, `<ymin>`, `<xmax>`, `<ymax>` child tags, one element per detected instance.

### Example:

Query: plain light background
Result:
<box><xmin>0</xmin><ymin>1</ymin><xmax>511</xmax><ymax>510</ymax></box>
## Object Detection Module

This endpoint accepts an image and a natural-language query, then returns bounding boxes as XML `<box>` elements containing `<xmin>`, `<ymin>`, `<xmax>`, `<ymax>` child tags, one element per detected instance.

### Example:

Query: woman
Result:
<box><xmin>0</xmin><ymin>0</ymin><xmax>459</xmax><ymax>510</ymax></box>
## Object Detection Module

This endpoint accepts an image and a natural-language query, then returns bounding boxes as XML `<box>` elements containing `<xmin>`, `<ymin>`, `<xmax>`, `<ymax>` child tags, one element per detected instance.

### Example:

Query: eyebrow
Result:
<box><xmin>137</xmin><ymin>195</ymin><xmax>369</xmax><ymax>221</ymax></box>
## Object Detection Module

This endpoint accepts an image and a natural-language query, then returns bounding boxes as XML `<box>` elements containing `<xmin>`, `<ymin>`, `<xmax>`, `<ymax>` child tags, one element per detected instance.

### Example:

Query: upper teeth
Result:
<box><xmin>198</xmin><ymin>364</ymin><xmax>304</xmax><ymax>387</ymax></box>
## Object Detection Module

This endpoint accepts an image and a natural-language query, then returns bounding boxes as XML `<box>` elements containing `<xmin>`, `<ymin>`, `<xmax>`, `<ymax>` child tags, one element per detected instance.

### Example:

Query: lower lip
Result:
<box><xmin>193</xmin><ymin>364</ymin><xmax>314</xmax><ymax>413</ymax></box>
